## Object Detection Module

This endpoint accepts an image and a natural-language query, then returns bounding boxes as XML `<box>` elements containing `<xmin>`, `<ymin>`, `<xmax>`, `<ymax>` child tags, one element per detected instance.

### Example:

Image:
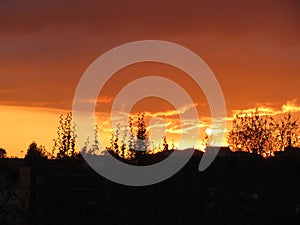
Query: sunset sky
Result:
<box><xmin>0</xmin><ymin>0</ymin><xmax>300</xmax><ymax>157</ymax></box>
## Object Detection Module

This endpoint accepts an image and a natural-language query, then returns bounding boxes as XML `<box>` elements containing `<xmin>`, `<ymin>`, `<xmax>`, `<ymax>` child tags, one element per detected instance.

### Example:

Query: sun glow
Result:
<box><xmin>0</xmin><ymin>106</ymin><xmax>66</xmax><ymax>157</ymax></box>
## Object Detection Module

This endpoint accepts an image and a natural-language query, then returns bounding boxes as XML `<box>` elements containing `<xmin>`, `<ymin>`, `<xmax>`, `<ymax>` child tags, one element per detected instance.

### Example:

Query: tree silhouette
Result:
<box><xmin>0</xmin><ymin>148</ymin><xmax>7</xmax><ymax>158</ymax></box>
<box><xmin>275</xmin><ymin>112</ymin><xmax>299</xmax><ymax>150</ymax></box>
<box><xmin>25</xmin><ymin>142</ymin><xmax>48</xmax><ymax>161</ymax></box>
<box><xmin>228</xmin><ymin>109</ymin><xmax>277</xmax><ymax>156</ymax></box>
<box><xmin>109</xmin><ymin>121</ymin><xmax>133</xmax><ymax>159</ymax></box>
<box><xmin>108</xmin><ymin>113</ymin><xmax>151</xmax><ymax>160</ymax></box>
<box><xmin>91</xmin><ymin>125</ymin><xmax>100</xmax><ymax>155</ymax></box>
<box><xmin>119</xmin><ymin>125</ymin><xmax>128</xmax><ymax>159</ymax></box>
<box><xmin>201</xmin><ymin>134</ymin><xmax>211</xmax><ymax>149</ymax></box>
<box><xmin>128</xmin><ymin>116</ymin><xmax>136</xmax><ymax>157</ymax></box>
<box><xmin>52</xmin><ymin>113</ymin><xmax>77</xmax><ymax>159</ymax></box>
<box><xmin>162</xmin><ymin>136</ymin><xmax>169</xmax><ymax>151</ymax></box>
<box><xmin>81</xmin><ymin>125</ymin><xmax>100</xmax><ymax>156</ymax></box>
<box><xmin>135</xmin><ymin>112</ymin><xmax>149</xmax><ymax>156</ymax></box>
<box><xmin>110</xmin><ymin>132</ymin><xmax>120</xmax><ymax>157</ymax></box>
<box><xmin>228</xmin><ymin>110</ymin><xmax>300</xmax><ymax>156</ymax></box>
<box><xmin>81</xmin><ymin>136</ymin><xmax>90</xmax><ymax>156</ymax></box>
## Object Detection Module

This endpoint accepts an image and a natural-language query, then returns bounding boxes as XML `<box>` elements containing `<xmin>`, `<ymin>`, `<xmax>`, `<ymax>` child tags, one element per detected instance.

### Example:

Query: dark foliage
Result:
<box><xmin>228</xmin><ymin>110</ymin><xmax>299</xmax><ymax>156</ymax></box>
<box><xmin>52</xmin><ymin>113</ymin><xmax>78</xmax><ymax>159</ymax></box>
<box><xmin>0</xmin><ymin>148</ymin><xmax>7</xmax><ymax>158</ymax></box>
<box><xmin>25</xmin><ymin>142</ymin><xmax>48</xmax><ymax>162</ymax></box>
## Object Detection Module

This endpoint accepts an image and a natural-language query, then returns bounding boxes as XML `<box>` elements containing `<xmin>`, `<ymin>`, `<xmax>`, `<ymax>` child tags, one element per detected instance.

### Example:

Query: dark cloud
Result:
<box><xmin>0</xmin><ymin>0</ymin><xmax>299</xmax><ymax>45</ymax></box>
<box><xmin>0</xmin><ymin>0</ymin><xmax>299</xmax><ymax>112</ymax></box>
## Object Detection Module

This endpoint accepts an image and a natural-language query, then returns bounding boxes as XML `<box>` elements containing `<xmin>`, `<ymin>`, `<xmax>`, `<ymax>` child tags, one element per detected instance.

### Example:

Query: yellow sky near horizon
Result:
<box><xmin>0</xmin><ymin>106</ymin><xmax>63</xmax><ymax>157</ymax></box>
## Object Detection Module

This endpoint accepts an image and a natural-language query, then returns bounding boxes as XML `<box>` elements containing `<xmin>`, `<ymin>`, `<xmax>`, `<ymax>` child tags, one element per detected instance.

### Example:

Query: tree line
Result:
<box><xmin>106</xmin><ymin>112</ymin><xmax>175</xmax><ymax>161</ymax></box>
<box><xmin>0</xmin><ymin>109</ymin><xmax>299</xmax><ymax>160</ymax></box>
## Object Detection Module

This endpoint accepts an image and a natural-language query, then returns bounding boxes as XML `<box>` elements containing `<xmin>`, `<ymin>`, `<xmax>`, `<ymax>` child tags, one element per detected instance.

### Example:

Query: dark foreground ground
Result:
<box><xmin>1</xmin><ymin>148</ymin><xmax>300</xmax><ymax>225</ymax></box>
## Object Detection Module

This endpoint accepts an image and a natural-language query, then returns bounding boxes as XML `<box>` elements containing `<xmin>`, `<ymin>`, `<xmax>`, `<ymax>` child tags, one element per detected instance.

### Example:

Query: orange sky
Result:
<box><xmin>0</xmin><ymin>0</ymin><xmax>300</xmax><ymax>157</ymax></box>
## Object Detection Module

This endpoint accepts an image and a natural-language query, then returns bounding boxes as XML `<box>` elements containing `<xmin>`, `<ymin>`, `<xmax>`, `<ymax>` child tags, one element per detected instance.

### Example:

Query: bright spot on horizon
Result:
<box><xmin>205</xmin><ymin>128</ymin><xmax>212</xmax><ymax>136</ymax></box>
